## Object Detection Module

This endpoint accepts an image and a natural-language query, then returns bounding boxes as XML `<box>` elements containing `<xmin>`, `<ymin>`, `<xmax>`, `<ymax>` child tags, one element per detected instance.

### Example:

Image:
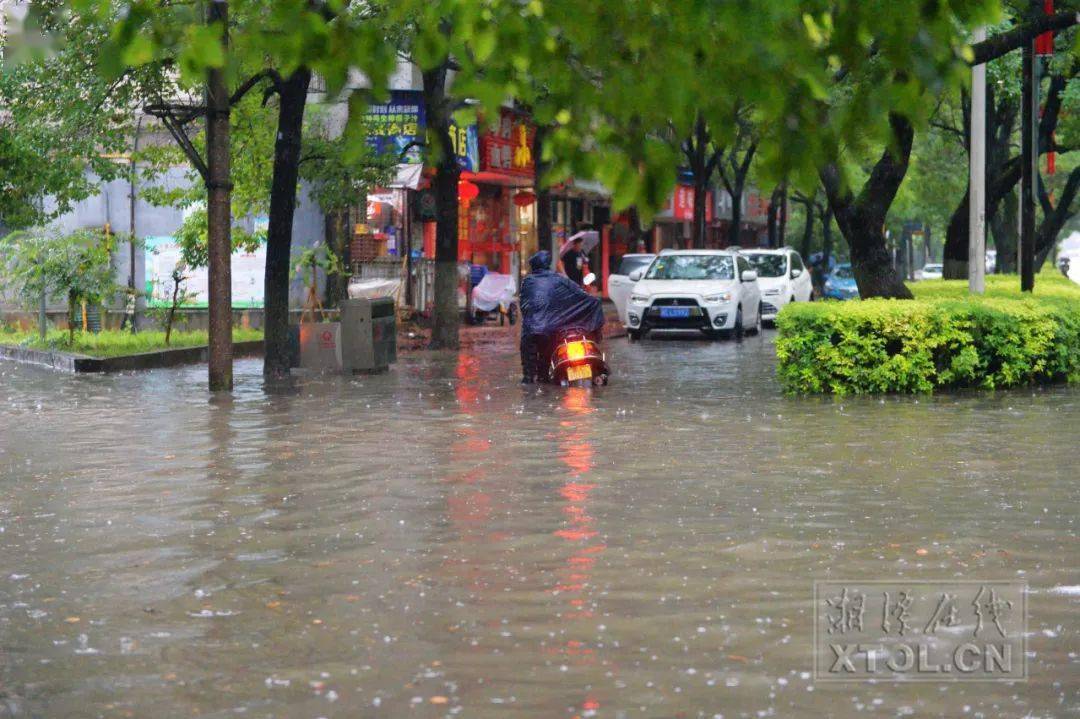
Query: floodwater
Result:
<box><xmin>0</xmin><ymin>331</ymin><xmax>1077</xmax><ymax>718</ymax></box>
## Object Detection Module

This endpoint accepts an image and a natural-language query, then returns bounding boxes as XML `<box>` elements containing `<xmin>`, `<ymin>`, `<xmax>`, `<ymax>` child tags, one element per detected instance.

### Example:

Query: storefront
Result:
<box><xmin>458</xmin><ymin>108</ymin><xmax>537</xmax><ymax>276</ymax></box>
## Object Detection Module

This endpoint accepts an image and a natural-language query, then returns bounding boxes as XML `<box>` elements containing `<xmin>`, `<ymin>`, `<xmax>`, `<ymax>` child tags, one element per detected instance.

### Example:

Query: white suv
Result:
<box><xmin>625</xmin><ymin>250</ymin><xmax>762</xmax><ymax>340</ymax></box>
<box><xmin>743</xmin><ymin>248</ymin><xmax>813</xmax><ymax>323</ymax></box>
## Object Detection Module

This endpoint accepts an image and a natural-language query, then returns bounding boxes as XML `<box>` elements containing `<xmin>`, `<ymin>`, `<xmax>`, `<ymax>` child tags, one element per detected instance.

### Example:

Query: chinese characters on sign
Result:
<box><xmin>363</xmin><ymin>90</ymin><xmax>479</xmax><ymax>171</ymax></box>
<box><xmin>666</xmin><ymin>185</ymin><xmax>714</xmax><ymax>223</ymax></box>
<box><xmin>814</xmin><ymin>581</ymin><xmax>1026</xmax><ymax>681</ymax></box>
<box><xmin>363</xmin><ymin>91</ymin><xmax>425</xmax><ymax>165</ymax></box>
<box><xmin>480</xmin><ymin>109</ymin><xmax>535</xmax><ymax>177</ymax></box>
<box><xmin>447</xmin><ymin>119</ymin><xmax>480</xmax><ymax>173</ymax></box>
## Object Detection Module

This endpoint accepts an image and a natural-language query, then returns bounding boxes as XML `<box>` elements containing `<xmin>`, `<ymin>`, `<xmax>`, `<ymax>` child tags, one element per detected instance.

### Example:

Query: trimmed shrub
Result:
<box><xmin>775</xmin><ymin>274</ymin><xmax>1080</xmax><ymax>394</ymax></box>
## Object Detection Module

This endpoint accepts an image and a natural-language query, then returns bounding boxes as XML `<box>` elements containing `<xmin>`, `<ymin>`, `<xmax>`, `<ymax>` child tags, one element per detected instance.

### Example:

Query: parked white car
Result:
<box><xmin>921</xmin><ymin>263</ymin><xmax>944</xmax><ymax>280</ymax></box>
<box><xmin>742</xmin><ymin>248</ymin><xmax>813</xmax><ymax>323</ymax></box>
<box><xmin>625</xmin><ymin>250</ymin><xmax>762</xmax><ymax>340</ymax></box>
<box><xmin>608</xmin><ymin>253</ymin><xmax>656</xmax><ymax>327</ymax></box>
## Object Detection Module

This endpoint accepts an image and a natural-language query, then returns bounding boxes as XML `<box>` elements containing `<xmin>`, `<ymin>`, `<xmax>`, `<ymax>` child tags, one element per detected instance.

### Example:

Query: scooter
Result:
<box><xmin>468</xmin><ymin>272</ymin><xmax>518</xmax><ymax>326</ymax></box>
<box><xmin>542</xmin><ymin>273</ymin><xmax>609</xmax><ymax>387</ymax></box>
<box><xmin>544</xmin><ymin>329</ymin><xmax>609</xmax><ymax>387</ymax></box>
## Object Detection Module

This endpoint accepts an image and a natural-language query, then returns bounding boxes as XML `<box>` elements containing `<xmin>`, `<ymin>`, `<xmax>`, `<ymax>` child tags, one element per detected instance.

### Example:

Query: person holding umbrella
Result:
<box><xmin>558</xmin><ymin>229</ymin><xmax>599</xmax><ymax>288</ymax></box>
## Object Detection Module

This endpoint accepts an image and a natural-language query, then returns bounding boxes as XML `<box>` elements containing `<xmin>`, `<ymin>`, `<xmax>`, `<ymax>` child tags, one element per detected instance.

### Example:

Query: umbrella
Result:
<box><xmin>559</xmin><ymin>230</ymin><xmax>600</xmax><ymax>257</ymax></box>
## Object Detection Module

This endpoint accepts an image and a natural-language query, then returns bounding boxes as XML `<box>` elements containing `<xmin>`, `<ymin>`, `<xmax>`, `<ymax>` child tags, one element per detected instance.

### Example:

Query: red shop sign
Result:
<box><xmin>480</xmin><ymin>109</ymin><xmax>536</xmax><ymax>177</ymax></box>
<box><xmin>670</xmin><ymin>185</ymin><xmax>713</xmax><ymax>222</ymax></box>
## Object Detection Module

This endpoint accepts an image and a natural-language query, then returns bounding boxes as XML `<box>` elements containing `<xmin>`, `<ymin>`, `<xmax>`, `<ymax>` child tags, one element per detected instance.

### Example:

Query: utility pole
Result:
<box><xmin>1020</xmin><ymin>38</ymin><xmax>1037</xmax><ymax>292</ymax></box>
<box><xmin>969</xmin><ymin>26</ymin><xmax>987</xmax><ymax>294</ymax></box>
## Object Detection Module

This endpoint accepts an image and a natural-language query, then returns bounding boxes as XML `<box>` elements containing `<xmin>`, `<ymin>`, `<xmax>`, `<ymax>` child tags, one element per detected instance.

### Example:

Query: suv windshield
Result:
<box><xmin>747</xmin><ymin>253</ymin><xmax>787</xmax><ymax>278</ymax></box>
<box><xmin>833</xmin><ymin>265</ymin><xmax>854</xmax><ymax>279</ymax></box>
<box><xmin>645</xmin><ymin>255</ymin><xmax>735</xmax><ymax>281</ymax></box>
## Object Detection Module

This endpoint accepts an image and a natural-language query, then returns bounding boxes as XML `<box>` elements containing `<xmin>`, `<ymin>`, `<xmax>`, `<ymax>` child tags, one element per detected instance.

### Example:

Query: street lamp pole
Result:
<box><xmin>969</xmin><ymin>25</ymin><xmax>987</xmax><ymax>294</ymax></box>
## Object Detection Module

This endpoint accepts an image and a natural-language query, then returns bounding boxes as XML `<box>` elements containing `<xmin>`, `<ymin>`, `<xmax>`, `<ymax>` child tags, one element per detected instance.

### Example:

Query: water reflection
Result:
<box><xmin>0</xmin><ymin>337</ymin><xmax>1078</xmax><ymax>718</ymax></box>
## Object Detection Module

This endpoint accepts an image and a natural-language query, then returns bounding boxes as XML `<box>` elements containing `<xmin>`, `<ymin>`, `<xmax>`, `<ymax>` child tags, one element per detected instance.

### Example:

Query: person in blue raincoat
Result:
<box><xmin>519</xmin><ymin>250</ymin><xmax>605</xmax><ymax>383</ymax></box>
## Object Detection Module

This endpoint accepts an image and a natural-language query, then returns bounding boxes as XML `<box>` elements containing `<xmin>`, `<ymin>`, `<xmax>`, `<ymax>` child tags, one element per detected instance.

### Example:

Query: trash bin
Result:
<box><xmin>340</xmin><ymin>297</ymin><xmax>396</xmax><ymax>374</ymax></box>
<box><xmin>295</xmin><ymin>322</ymin><xmax>341</xmax><ymax>371</ymax></box>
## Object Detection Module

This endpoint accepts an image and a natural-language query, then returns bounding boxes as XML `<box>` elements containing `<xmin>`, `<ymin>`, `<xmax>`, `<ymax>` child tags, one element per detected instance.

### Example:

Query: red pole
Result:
<box><xmin>1039</xmin><ymin>0</ymin><xmax>1055</xmax><ymax>175</ymax></box>
<box><xmin>1036</xmin><ymin>0</ymin><xmax>1054</xmax><ymax>55</ymax></box>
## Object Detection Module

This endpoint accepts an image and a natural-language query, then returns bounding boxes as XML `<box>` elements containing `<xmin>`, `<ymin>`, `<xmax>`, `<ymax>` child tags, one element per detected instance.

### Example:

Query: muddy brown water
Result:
<box><xmin>1</xmin><ymin>332</ymin><xmax>1077</xmax><ymax>717</ymax></box>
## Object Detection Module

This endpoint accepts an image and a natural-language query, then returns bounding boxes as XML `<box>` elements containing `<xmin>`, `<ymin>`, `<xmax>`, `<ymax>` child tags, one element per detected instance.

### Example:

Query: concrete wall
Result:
<box><xmin>3</xmin><ymin>167</ymin><xmax>327</xmax><ymax>313</ymax></box>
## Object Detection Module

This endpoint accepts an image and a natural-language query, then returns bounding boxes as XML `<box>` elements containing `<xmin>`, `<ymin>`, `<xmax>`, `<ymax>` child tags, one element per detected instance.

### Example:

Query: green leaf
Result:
<box><xmin>121</xmin><ymin>33</ymin><xmax>156</xmax><ymax>66</ymax></box>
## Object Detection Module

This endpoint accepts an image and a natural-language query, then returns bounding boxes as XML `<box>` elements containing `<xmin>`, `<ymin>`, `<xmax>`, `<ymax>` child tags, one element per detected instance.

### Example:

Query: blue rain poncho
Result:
<box><xmin>519</xmin><ymin>250</ymin><xmax>605</xmax><ymax>337</ymax></box>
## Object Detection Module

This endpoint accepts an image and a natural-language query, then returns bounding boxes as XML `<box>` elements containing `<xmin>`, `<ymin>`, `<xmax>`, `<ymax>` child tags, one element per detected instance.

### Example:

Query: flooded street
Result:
<box><xmin>1</xmin><ymin>332</ymin><xmax>1077</xmax><ymax>718</ymax></box>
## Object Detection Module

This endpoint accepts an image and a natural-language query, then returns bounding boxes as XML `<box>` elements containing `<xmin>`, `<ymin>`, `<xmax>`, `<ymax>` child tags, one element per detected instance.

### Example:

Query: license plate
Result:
<box><xmin>566</xmin><ymin>364</ymin><xmax>593</xmax><ymax>382</ymax></box>
<box><xmin>659</xmin><ymin>307</ymin><xmax>691</xmax><ymax>318</ymax></box>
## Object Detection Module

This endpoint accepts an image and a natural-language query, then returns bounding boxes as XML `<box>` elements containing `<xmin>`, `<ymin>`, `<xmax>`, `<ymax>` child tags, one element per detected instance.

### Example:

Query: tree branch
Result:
<box><xmin>230</xmin><ymin>69</ymin><xmax>283</xmax><ymax>106</ymax></box>
<box><xmin>857</xmin><ymin>113</ymin><xmax>914</xmax><ymax>212</ymax></box>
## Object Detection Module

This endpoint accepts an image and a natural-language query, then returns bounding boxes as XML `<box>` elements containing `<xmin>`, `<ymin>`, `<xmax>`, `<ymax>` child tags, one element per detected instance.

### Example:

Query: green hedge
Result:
<box><xmin>775</xmin><ymin>274</ymin><xmax>1080</xmax><ymax>394</ymax></box>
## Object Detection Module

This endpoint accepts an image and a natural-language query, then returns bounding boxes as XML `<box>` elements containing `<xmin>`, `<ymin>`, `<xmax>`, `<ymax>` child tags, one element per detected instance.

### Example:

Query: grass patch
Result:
<box><xmin>0</xmin><ymin>327</ymin><xmax>263</xmax><ymax>358</ymax></box>
<box><xmin>776</xmin><ymin>273</ymin><xmax>1080</xmax><ymax>395</ymax></box>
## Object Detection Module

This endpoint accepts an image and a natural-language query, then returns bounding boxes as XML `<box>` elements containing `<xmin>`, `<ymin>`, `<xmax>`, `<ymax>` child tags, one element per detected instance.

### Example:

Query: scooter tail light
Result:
<box><xmin>565</xmin><ymin>341</ymin><xmax>587</xmax><ymax>361</ymax></box>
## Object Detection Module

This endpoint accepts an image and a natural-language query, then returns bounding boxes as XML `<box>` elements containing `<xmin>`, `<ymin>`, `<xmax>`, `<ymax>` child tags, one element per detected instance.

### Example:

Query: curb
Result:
<box><xmin>0</xmin><ymin>340</ymin><xmax>264</xmax><ymax>373</ymax></box>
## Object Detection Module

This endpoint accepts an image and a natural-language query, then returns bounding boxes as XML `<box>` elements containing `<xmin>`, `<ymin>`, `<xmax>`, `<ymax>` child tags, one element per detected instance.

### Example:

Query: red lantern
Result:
<box><xmin>458</xmin><ymin>180</ymin><xmax>480</xmax><ymax>202</ymax></box>
<box><xmin>513</xmin><ymin>191</ymin><xmax>537</xmax><ymax>207</ymax></box>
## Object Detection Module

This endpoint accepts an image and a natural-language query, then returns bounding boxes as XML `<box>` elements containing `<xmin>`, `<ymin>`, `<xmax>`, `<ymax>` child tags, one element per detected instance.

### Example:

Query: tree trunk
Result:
<box><xmin>205</xmin><ymin>0</ymin><xmax>233</xmax><ymax>391</ymax></box>
<box><xmin>943</xmin><ymin>190</ymin><xmax>970</xmax><ymax>279</ymax></box>
<box><xmin>993</xmin><ymin>188</ymin><xmax>1018</xmax><ymax>273</ymax></box>
<box><xmin>325</xmin><ymin>209</ymin><xmax>350</xmax><ymax>307</ymax></box>
<box><xmin>944</xmin><ymin>70</ymin><xmax>1061</xmax><ymax>279</ymax></box>
<box><xmin>766</xmin><ymin>192</ymin><xmax>778</xmax><ymax>248</ymax></box>
<box><xmin>627</xmin><ymin>206</ymin><xmax>646</xmax><ymax>252</ymax></box>
<box><xmin>424</xmin><ymin>63</ymin><xmax>461</xmax><ymax>350</ymax></box>
<box><xmin>1035</xmin><ymin>165</ymin><xmax>1080</xmax><ymax>270</ymax></box>
<box><xmin>767</xmin><ymin>184</ymin><xmax>786</xmax><ymax>247</ymax></box>
<box><xmin>692</xmin><ymin>178</ymin><xmax>708</xmax><ymax>249</ymax></box>
<box><xmin>686</xmin><ymin>115</ymin><xmax>711</xmax><ymax>249</ymax></box>
<box><xmin>799</xmin><ymin>200</ymin><xmax>814</xmax><ymax>259</ymax></box>
<box><xmin>430</xmin><ymin>163</ymin><xmax>460</xmax><ymax>348</ymax></box>
<box><xmin>728</xmin><ymin>184</ymin><xmax>743</xmax><ymax>246</ymax></box>
<box><xmin>534</xmin><ymin>124</ymin><xmax>554</xmax><ymax>258</ymax></box>
<box><xmin>68</xmin><ymin>290</ymin><xmax>76</xmax><ymax>345</ymax></box>
<box><xmin>820</xmin><ymin>113</ymin><xmax>914</xmax><ymax>299</ymax></box>
<box><xmin>778</xmin><ymin>184</ymin><xmax>788</xmax><ymax>246</ymax></box>
<box><xmin>263</xmin><ymin>67</ymin><xmax>311</xmax><ymax>379</ymax></box>
<box><xmin>822</xmin><ymin>205</ymin><xmax>834</xmax><ymax>267</ymax></box>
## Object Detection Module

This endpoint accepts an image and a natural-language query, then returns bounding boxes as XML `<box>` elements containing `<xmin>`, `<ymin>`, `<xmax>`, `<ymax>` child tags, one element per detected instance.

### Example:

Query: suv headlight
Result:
<box><xmin>703</xmin><ymin>292</ymin><xmax>732</xmax><ymax>303</ymax></box>
<box><xmin>630</xmin><ymin>293</ymin><xmax>649</xmax><ymax>304</ymax></box>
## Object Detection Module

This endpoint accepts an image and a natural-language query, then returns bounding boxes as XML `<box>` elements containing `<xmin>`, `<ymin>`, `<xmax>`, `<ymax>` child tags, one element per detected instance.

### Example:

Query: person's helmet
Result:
<box><xmin>529</xmin><ymin>250</ymin><xmax>551</xmax><ymax>273</ymax></box>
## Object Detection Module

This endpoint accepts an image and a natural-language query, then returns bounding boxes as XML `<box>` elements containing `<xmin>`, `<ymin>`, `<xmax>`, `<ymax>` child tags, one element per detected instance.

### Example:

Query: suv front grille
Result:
<box><xmin>650</xmin><ymin>297</ymin><xmax>700</xmax><ymax>307</ymax></box>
